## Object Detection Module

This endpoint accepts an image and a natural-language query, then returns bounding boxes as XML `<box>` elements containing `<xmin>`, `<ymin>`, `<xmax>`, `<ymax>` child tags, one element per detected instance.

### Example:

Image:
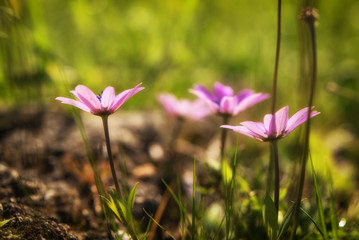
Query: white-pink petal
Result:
<box><xmin>233</xmin><ymin>93</ymin><xmax>269</xmax><ymax>115</ymax></box>
<box><xmin>240</xmin><ymin>121</ymin><xmax>268</xmax><ymax>139</ymax></box>
<box><xmin>214</xmin><ymin>82</ymin><xmax>233</xmax><ymax>99</ymax></box>
<box><xmin>110</xmin><ymin>84</ymin><xmax>144</xmax><ymax>112</ymax></box>
<box><xmin>274</xmin><ymin>106</ymin><xmax>289</xmax><ymax>137</ymax></box>
<box><xmin>263</xmin><ymin>114</ymin><xmax>274</xmax><ymax>134</ymax></box>
<box><xmin>221</xmin><ymin>124</ymin><xmax>265</xmax><ymax>141</ymax></box>
<box><xmin>73</xmin><ymin>85</ymin><xmax>102</xmax><ymax>110</ymax></box>
<box><xmin>101</xmin><ymin>86</ymin><xmax>116</xmax><ymax>109</ymax></box>
<box><xmin>56</xmin><ymin>97</ymin><xmax>91</xmax><ymax>113</ymax></box>
<box><xmin>286</xmin><ymin>107</ymin><xmax>320</xmax><ymax>133</ymax></box>
<box><xmin>219</xmin><ymin>96</ymin><xmax>235</xmax><ymax>114</ymax></box>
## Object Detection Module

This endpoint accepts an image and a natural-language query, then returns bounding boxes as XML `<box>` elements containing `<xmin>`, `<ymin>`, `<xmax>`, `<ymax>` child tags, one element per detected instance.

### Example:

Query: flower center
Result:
<box><xmin>97</xmin><ymin>91</ymin><xmax>104</xmax><ymax>101</ymax></box>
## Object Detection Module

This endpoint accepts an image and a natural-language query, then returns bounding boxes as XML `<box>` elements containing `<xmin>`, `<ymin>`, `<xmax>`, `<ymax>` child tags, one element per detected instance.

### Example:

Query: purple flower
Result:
<box><xmin>221</xmin><ymin>106</ymin><xmax>320</xmax><ymax>141</ymax></box>
<box><xmin>189</xmin><ymin>82</ymin><xmax>269</xmax><ymax>116</ymax></box>
<box><xmin>157</xmin><ymin>93</ymin><xmax>213</xmax><ymax>120</ymax></box>
<box><xmin>56</xmin><ymin>83</ymin><xmax>144</xmax><ymax>116</ymax></box>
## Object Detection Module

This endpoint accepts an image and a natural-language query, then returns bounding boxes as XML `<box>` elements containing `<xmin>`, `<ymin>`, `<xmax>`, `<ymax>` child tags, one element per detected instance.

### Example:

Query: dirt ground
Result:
<box><xmin>0</xmin><ymin>104</ymin><xmax>219</xmax><ymax>239</ymax></box>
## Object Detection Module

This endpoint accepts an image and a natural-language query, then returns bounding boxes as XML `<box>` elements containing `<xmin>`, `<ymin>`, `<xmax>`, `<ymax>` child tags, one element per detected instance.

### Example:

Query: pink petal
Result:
<box><xmin>236</xmin><ymin>89</ymin><xmax>254</xmax><ymax>102</ymax></box>
<box><xmin>219</xmin><ymin>96</ymin><xmax>235</xmax><ymax>114</ymax></box>
<box><xmin>72</xmin><ymin>85</ymin><xmax>102</xmax><ymax>111</ymax></box>
<box><xmin>56</xmin><ymin>97</ymin><xmax>91</xmax><ymax>113</ymax></box>
<box><xmin>221</xmin><ymin>124</ymin><xmax>265</xmax><ymax>141</ymax></box>
<box><xmin>214</xmin><ymin>82</ymin><xmax>233</xmax><ymax>100</ymax></box>
<box><xmin>110</xmin><ymin>83</ymin><xmax>144</xmax><ymax>112</ymax></box>
<box><xmin>191</xmin><ymin>85</ymin><xmax>214</xmax><ymax>101</ymax></box>
<box><xmin>240</xmin><ymin>121</ymin><xmax>268</xmax><ymax>139</ymax></box>
<box><xmin>274</xmin><ymin>106</ymin><xmax>289</xmax><ymax>137</ymax></box>
<box><xmin>157</xmin><ymin>93</ymin><xmax>178</xmax><ymax>116</ymax></box>
<box><xmin>233</xmin><ymin>93</ymin><xmax>269</xmax><ymax>115</ymax></box>
<box><xmin>189</xmin><ymin>89</ymin><xmax>219</xmax><ymax>112</ymax></box>
<box><xmin>189</xmin><ymin>99</ymin><xmax>213</xmax><ymax>120</ymax></box>
<box><xmin>286</xmin><ymin>107</ymin><xmax>320</xmax><ymax>134</ymax></box>
<box><xmin>263</xmin><ymin>114</ymin><xmax>274</xmax><ymax>134</ymax></box>
<box><xmin>101</xmin><ymin>86</ymin><xmax>115</xmax><ymax>109</ymax></box>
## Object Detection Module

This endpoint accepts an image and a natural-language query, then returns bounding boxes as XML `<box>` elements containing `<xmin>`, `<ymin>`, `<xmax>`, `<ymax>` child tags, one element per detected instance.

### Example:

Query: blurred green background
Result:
<box><xmin>1</xmin><ymin>0</ymin><xmax>359</xmax><ymax>226</ymax></box>
<box><xmin>2</xmin><ymin>0</ymin><xmax>358</xmax><ymax>111</ymax></box>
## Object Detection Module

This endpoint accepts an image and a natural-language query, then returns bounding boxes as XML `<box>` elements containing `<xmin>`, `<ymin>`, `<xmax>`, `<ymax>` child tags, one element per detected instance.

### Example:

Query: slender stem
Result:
<box><xmin>166</xmin><ymin>117</ymin><xmax>184</xmax><ymax>180</ymax></box>
<box><xmin>192</xmin><ymin>157</ymin><xmax>196</xmax><ymax>240</ymax></box>
<box><xmin>266</xmin><ymin>144</ymin><xmax>274</xmax><ymax>195</ymax></box>
<box><xmin>271</xmin><ymin>0</ymin><xmax>282</xmax><ymax>116</ymax></box>
<box><xmin>102</xmin><ymin>116</ymin><xmax>122</xmax><ymax>196</ymax></box>
<box><xmin>169</xmin><ymin>117</ymin><xmax>184</xmax><ymax>156</ymax></box>
<box><xmin>291</xmin><ymin>8</ymin><xmax>318</xmax><ymax>239</ymax></box>
<box><xmin>271</xmin><ymin>141</ymin><xmax>280</xmax><ymax>213</ymax></box>
<box><xmin>220</xmin><ymin>114</ymin><xmax>230</xmax><ymax>162</ymax></box>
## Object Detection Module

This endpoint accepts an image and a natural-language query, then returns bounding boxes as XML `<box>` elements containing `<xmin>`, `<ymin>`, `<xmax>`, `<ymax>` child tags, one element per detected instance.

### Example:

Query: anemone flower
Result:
<box><xmin>56</xmin><ymin>83</ymin><xmax>144</xmax><ymax>116</ymax></box>
<box><xmin>221</xmin><ymin>106</ymin><xmax>320</xmax><ymax>142</ymax></box>
<box><xmin>189</xmin><ymin>82</ymin><xmax>269</xmax><ymax>116</ymax></box>
<box><xmin>190</xmin><ymin>82</ymin><xmax>269</xmax><ymax>161</ymax></box>
<box><xmin>56</xmin><ymin>83</ymin><xmax>144</xmax><ymax>196</ymax></box>
<box><xmin>157</xmin><ymin>93</ymin><xmax>213</xmax><ymax>121</ymax></box>
<box><xmin>222</xmin><ymin>105</ymin><xmax>319</xmax><ymax>213</ymax></box>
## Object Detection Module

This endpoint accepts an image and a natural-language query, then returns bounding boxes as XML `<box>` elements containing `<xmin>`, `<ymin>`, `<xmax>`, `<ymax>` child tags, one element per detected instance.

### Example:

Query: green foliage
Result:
<box><xmin>102</xmin><ymin>184</ymin><xmax>139</xmax><ymax>240</ymax></box>
<box><xmin>263</xmin><ymin>195</ymin><xmax>278</xmax><ymax>240</ymax></box>
<box><xmin>0</xmin><ymin>218</ymin><xmax>14</xmax><ymax>228</ymax></box>
<box><xmin>103</xmin><ymin>183</ymin><xmax>138</xmax><ymax>225</ymax></box>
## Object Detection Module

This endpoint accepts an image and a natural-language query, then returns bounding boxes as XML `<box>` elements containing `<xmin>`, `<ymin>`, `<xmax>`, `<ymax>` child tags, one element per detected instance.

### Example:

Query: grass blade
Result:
<box><xmin>263</xmin><ymin>194</ymin><xmax>278</xmax><ymax>240</ymax></box>
<box><xmin>161</xmin><ymin>179</ymin><xmax>191</xmax><ymax>224</ymax></box>
<box><xmin>300</xmin><ymin>207</ymin><xmax>324</xmax><ymax>238</ymax></box>
<box><xmin>143</xmin><ymin>208</ymin><xmax>176</xmax><ymax>240</ymax></box>
<box><xmin>328</xmin><ymin>169</ymin><xmax>339</xmax><ymax>240</ymax></box>
<box><xmin>309</xmin><ymin>154</ymin><xmax>329</xmax><ymax>240</ymax></box>
<box><xmin>192</xmin><ymin>157</ymin><xmax>196</xmax><ymax>240</ymax></box>
<box><xmin>277</xmin><ymin>203</ymin><xmax>295</xmax><ymax>240</ymax></box>
<box><xmin>0</xmin><ymin>218</ymin><xmax>14</xmax><ymax>228</ymax></box>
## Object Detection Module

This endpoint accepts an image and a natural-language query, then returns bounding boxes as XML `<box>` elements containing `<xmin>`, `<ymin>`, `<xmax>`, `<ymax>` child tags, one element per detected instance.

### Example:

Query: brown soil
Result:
<box><xmin>0</xmin><ymin>104</ymin><xmax>218</xmax><ymax>239</ymax></box>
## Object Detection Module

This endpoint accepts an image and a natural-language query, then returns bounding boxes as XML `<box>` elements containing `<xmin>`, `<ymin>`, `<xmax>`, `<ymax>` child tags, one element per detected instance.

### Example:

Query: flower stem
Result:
<box><xmin>271</xmin><ymin>141</ymin><xmax>280</xmax><ymax>213</ymax></box>
<box><xmin>220</xmin><ymin>114</ymin><xmax>230</xmax><ymax>162</ymax></box>
<box><xmin>290</xmin><ymin>8</ymin><xmax>318</xmax><ymax>239</ymax></box>
<box><xmin>102</xmin><ymin>116</ymin><xmax>122</xmax><ymax>196</ymax></box>
<box><xmin>271</xmin><ymin>0</ymin><xmax>282</xmax><ymax>116</ymax></box>
<box><xmin>169</xmin><ymin>117</ymin><xmax>184</xmax><ymax>156</ymax></box>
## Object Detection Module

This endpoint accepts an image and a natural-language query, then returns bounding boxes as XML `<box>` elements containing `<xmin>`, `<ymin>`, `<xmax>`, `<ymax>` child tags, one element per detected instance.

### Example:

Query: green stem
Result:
<box><xmin>290</xmin><ymin>8</ymin><xmax>318</xmax><ymax>239</ymax></box>
<box><xmin>271</xmin><ymin>0</ymin><xmax>282</xmax><ymax>116</ymax></box>
<box><xmin>272</xmin><ymin>141</ymin><xmax>280</xmax><ymax>214</ymax></box>
<box><xmin>220</xmin><ymin>114</ymin><xmax>230</xmax><ymax>162</ymax></box>
<box><xmin>102</xmin><ymin>116</ymin><xmax>122</xmax><ymax>196</ymax></box>
<box><xmin>166</xmin><ymin>117</ymin><xmax>184</xmax><ymax>179</ymax></box>
<box><xmin>169</xmin><ymin>117</ymin><xmax>184</xmax><ymax>156</ymax></box>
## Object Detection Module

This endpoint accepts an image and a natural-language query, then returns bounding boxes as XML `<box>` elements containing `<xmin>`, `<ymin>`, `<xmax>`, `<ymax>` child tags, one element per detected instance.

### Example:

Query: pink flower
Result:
<box><xmin>56</xmin><ymin>83</ymin><xmax>144</xmax><ymax>116</ymax></box>
<box><xmin>221</xmin><ymin>106</ymin><xmax>320</xmax><ymax>141</ymax></box>
<box><xmin>189</xmin><ymin>82</ymin><xmax>269</xmax><ymax>116</ymax></box>
<box><xmin>157</xmin><ymin>93</ymin><xmax>213</xmax><ymax>120</ymax></box>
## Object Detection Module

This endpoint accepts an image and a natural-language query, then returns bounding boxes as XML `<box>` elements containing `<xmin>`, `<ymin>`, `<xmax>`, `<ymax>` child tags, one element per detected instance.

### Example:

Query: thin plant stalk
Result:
<box><xmin>167</xmin><ymin>117</ymin><xmax>184</xmax><ymax>179</ymax></box>
<box><xmin>271</xmin><ymin>0</ymin><xmax>282</xmax><ymax>116</ymax></box>
<box><xmin>169</xmin><ymin>117</ymin><xmax>184</xmax><ymax>155</ymax></box>
<box><xmin>309</xmin><ymin>153</ymin><xmax>329</xmax><ymax>240</ymax></box>
<box><xmin>148</xmin><ymin>117</ymin><xmax>184</xmax><ymax>239</ymax></box>
<box><xmin>271</xmin><ymin>141</ymin><xmax>280</xmax><ymax>213</ymax></box>
<box><xmin>101</xmin><ymin>115</ymin><xmax>122</xmax><ymax>196</ymax></box>
<box><xmin>192</xmin><ymin>158</ymin><xmax>196</xmax><ymax>240</ymax></box>
<box><xmin>220</xmin><ymin>114</ymin><xmax>230</xmax><ymax>163</ymax></box>
<box><xmin>72</xmin><ymin>109</ymin><xmax>115</xmax><ymax>240</ymax></box>
<box><xmin>269</xmin><ymin>0</ymin><xmax>281</xmax><ymax>216</ymax></box>
<box><xmin>225</xmin><ymin>139</ymin><xmax>239</xmax><ymax>240</ymax></box>
<box><xmin>290</xmin><ymin>8</ymin><xmax>318</xmax><ymax>239</ymax></box>
<box><xmin>328</xmin><ymin>168</ymin><xmax>339</xmax><ymax>240</ymax></box>
<box><xmin>266</xmin><ymin>145</ymin><xmax>274</xmax><ymax>195</ymax></box>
